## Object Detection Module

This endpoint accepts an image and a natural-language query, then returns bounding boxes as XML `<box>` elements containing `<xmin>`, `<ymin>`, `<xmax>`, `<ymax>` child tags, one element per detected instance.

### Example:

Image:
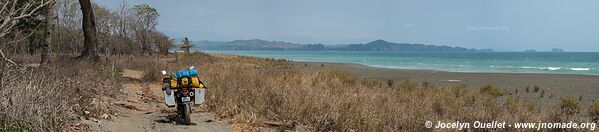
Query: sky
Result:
<box><xmin>97</xmin><ymin>0</ymin><xmax>599</xmax><ymax>51</ymax></box>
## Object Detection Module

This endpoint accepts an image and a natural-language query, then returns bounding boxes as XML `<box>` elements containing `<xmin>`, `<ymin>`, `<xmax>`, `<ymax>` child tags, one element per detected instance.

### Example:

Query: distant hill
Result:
<box><xmin>193</xmin><ymin>39</ymin><xmax>304</xmax><ymax>50</ymax></box>
<box><xmin>191</xmin><ymin>39</ymin><xmax>490</xmax><ymax>52</ymax></box>
<box><xmin>333</xmin><ymin>39</ymin><xmax>476</xmax><ymax>52</ymax></box>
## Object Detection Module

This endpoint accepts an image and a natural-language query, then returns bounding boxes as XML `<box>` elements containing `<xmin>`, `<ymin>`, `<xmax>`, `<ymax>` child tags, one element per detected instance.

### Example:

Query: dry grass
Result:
<box><xmin>12</xmin><ymin>52</ymin><xmax>595</xmax><ymax>131</ymax></box>
<box><xmin>590</xmin><ymin>102</ymin><xmax>599</xmax><ymax>122</ymax></box>
<box><xmin>128</xmin><ymin>52</ymin><xmax>595</xmax><ymax>131</ymax></box>
<box><xmin>0</xmin><ymin>55</ymin><xmax>122</xmax><ymax>131</ymax></box>
<box><xmin>544</xmin><ymin>96</ymin><xmax>590</xmax><ymax>131</ymax></box>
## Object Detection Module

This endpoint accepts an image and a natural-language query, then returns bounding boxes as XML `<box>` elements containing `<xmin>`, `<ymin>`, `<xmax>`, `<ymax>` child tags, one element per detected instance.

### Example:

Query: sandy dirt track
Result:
<box><xmin>84</xmin><ymin>70</ymin><xmax>232</xmax><ymax>132</ymax></box>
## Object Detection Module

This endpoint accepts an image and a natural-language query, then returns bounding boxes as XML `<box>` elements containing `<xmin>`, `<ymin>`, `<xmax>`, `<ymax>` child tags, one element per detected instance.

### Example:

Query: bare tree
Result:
<box><xmin>115</xmin><ymin>1</ymin><xmax>128</xmax><ymax>38</ymax></box>
<box><xmin>132</xmin><ymin>4</ymin><xmax>158</xmax><ymax>55</ymax></box>
<box><xmin>1</xmin><ymin>0</ymin><xmax>171</xmax><ymax>57</ymax></box>
<box><xmin>0</xmin><ymin>0</ymin><xmax>49</xmax><ymax>38</ymax></box>
<box><xmin>0</xmin><ymin>0</ymin><xmax>49</xmax><ymax>65</ymax></box>
<box><xmin>92</xmin><ymin>3</ymin><xmax>113</xmax><ymax>53</ymax></box>
<box><xmin>54</xmin><ymin>0</ymin><xmax>81</xmax><ymax>53</ymax></box>
<box><xmin>78</xmin><ymin>0</ymin><xmax>97</xmax><ymax>60</ymax></box>
<box><xmin>153</xmin><ymin>31</ymin><xmax>173</xmax><ymax>55</ymax></box>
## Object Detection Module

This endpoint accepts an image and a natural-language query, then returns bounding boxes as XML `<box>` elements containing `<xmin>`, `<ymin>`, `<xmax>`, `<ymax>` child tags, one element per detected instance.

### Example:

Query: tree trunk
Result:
<box><xmin>41</xmin><ymin>0</ymin><xmax>54</xmax><ymax>64</ymax></box>
<box><xmin>29</xmin><ymin>36</ymin><xmax>36</xmax><ymax>55</ymax></box>
<box><xmin>146</xmin><ymin>32</ymin><xmax>153</xmax><ymax>55</ymax></box>
<box><xmin>78</xmin><ymin>0</ymin><xmax>98</xmax><ymax>61</ymax></box>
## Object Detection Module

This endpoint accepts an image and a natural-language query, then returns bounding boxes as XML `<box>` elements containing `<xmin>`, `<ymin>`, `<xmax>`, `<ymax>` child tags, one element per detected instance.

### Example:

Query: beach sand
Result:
<box><xmin>293</xmin><ymin>61</ymin><xmax>599</xmax><ymax>107</ymax></box>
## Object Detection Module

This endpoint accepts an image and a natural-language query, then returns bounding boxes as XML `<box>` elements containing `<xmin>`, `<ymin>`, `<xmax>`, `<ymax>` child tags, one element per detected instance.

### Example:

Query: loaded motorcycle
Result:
<box><xmin>161</xmin><ymin>66</ymin><xmax>207</xmax><ymax>125</ymax></box>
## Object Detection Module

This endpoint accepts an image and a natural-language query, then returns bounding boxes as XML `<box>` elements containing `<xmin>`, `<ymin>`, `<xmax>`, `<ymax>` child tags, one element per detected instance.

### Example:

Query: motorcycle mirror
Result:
<box><xmin>161</xmin><ymin>70</ymin><xmax>167</xmax><ymax>75</ymax></box>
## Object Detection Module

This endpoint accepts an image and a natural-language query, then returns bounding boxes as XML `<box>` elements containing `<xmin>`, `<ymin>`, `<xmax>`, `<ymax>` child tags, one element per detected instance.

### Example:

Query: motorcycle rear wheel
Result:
<box><xmin>183</xmin><ymin>104</ymin><xmax>191</xmax><ymax>125</ymax></box>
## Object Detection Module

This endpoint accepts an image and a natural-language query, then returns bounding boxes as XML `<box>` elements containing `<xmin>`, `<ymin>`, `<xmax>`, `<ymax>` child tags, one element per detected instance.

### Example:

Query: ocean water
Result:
<box><xmin>205</xmin><ymin>50</ymin><xmax>599</xmax><ymax>75</ymax></box>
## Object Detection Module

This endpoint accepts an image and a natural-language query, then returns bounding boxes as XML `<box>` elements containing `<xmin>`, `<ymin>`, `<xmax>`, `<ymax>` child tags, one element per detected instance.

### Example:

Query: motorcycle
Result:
<box><xmin>161</xmin><ymin>66</ymin><xmax>207</xmax><ymax>125</ymax></box>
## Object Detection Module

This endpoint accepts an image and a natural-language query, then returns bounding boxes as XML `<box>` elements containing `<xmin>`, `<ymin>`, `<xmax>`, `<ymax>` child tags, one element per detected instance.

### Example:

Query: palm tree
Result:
<box><xmin>180</xmin><ymin>37</ymin><xmax>193</xmax><ymax>53</ymax></box>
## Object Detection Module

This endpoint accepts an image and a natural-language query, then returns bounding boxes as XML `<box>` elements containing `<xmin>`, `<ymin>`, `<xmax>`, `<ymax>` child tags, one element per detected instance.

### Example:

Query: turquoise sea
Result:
<box><xmin>205</xmin><ymin>50</ymin><xmax>599</xmax><ymax>75</ymax></box>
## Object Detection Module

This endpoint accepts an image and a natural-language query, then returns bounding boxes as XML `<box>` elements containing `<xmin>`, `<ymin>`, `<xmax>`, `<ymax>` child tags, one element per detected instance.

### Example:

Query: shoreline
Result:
<box><xmin>292</xmin><ymin>59</ymin><xmax>599</xmax><ymax>77</ymax></box>
<box><xmin>291</xmin><ymin>60</ymin><xmax>599</xmax><ymax>107</ymax></box>
<box><xmin>212</xmin><ymin>53</ymin><xmax>599</xmax><ymax>106</ymax></box>
<box><xmin>205</xmin><ymin>51</ymin><xmax>598</xmax><ymax>76</ymax></box>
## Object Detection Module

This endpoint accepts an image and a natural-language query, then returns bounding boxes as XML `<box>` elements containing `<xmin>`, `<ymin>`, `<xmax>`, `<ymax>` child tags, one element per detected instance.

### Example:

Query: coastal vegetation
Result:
<box><xmin>0</xmin><ymin>56</ymin><xmax>121</xmax><ymax>131</ymax></box>
<box><xmin>0</xmin><ymin>0</ymin><xmax>170</xmax><ymax>130</ymax></box>
<box><xmin>3</xmin><ymin>51</ymin><xmax>599</xmax><ymax>131</ymax></box>
<box><xmin>128</xmin><ymin>52</ymin><xmax>597</xmax><ymax>131</ymax></box>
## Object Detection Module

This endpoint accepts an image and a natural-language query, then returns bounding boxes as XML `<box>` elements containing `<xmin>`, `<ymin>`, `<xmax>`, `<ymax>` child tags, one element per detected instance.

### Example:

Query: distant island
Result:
<box><xmin>524</xmin><ymin>49</ymin><xmax>538</xmax><ymax>52</ymax></box>
<box><xmin>523</xmin><ymin>48</ymin><xmax>565</xmax><ymax>52</ymax></box>
<box><xmin>551</xmin><ymin>48</ymin><xmax>565</xmax><ymax>52</ymax></box>
<box><xmin>192</xmin><ymin>39</ymin><xmax>493</xmax><ymax>52</ymax></box>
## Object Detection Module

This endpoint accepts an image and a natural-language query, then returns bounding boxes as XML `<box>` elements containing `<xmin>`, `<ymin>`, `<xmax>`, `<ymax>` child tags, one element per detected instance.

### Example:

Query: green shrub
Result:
<box><xmin>558</xmin><ymin>97</ymin><xmax>580</xmax><ymax>115</ymax></box>
<box><xmin>387</xmin><ymin>79</ymin><xmax>395</xmax><ymax>88</ymax></box>
<box><xmin>420</xmin><ymin>81</ymin><xmax>430</xmax><ymax>89</ymax></box>
<box><xmin>480</xmin><ymin>84</ymin><xmax>502</xmax><ymax>97</ymax></box>
<box><xmin>533</xmin><ymin>85</ymin><xmax>540</xmax><ymax>92</ymax></box>
<box><xmin>540</xmin><ymin>90</ymin><xmax>545</xmax><ymax>98</ymax></box>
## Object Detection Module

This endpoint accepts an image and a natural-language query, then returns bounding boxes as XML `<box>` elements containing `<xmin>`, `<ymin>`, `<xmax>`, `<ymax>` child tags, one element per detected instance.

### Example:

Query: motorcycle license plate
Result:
<box><xmin>182</xmin><ymin>97</ymin><xmax>191</xmax><ymax>102</ymax></box>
